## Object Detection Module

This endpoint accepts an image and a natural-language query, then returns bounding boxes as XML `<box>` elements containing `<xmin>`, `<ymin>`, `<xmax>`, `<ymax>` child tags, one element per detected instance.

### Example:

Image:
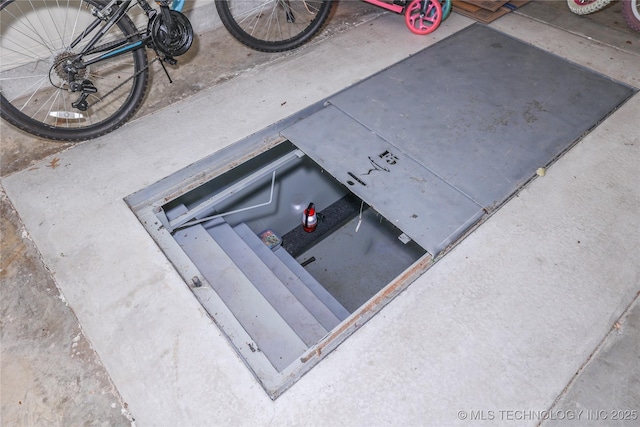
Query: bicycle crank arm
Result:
<box><xmin>149</xmin><ymin>5</ymin><xmax>194</xmax><ymax>57</ymax></box>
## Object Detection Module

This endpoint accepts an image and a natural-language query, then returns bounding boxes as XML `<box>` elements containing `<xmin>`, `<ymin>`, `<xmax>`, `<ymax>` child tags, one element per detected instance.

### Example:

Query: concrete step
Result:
<box><xmin>233</xmin><ymin>222</ymin><xmax>349</xmax><ymax>330</ymax></box>
<box><xmin>207</xmin><ymin>219</ymin><xmax>328</xmax><ymax>347</ymax></box>
<box><xmin>273</xmin><ymin>247</ymin><xmax>350</xmax><ymax>322</ymax></box>
<box><xmin>173</xmin><ymin>222</ymin><xmax>308</xmax><ymax>372</ymax></box>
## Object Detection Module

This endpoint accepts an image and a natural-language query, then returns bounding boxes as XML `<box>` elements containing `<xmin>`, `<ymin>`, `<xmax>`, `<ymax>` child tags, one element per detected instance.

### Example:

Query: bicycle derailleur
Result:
<box><xmin>53</xmin><ymin>53</ymin><xmax>96</xmax><ymax>112</ymax></box>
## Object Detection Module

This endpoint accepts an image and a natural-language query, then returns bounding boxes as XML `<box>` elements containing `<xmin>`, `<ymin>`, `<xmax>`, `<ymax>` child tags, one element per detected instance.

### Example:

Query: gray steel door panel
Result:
<box><xmin>282</xmin><ymin>25</ymin><xmax>634</xmax><ymax>256</ymax></box>
<box><xmin>326</xmin><ymin>25</ymin><xmax>635</xmax><ymax>209</ymax></box>
<box><xmin>281</xmin><ymin>105</ymin><xmax>484</xmax><ymax>257</ymax></box>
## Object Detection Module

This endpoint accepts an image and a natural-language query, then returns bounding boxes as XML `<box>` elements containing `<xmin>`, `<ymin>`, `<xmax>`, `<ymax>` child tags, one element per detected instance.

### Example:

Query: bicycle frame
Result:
<box><xmin>362</xmin><ymin>0</ymin><xmax>444</xmax><ymax>35</ymax></box>
<box><xmin>363</xmin><ymin>0</ymin><xmax>405</xmax><ymax>14</ymax></box>
<box><xmin>2</xmin><ymin>0</ymin><xmax>441</xmax><ymax>141</ymax></box>
<box><xmin>0</xmin><ymin>0</ymin><xmax>195</xmax><ymax>139</ymax></box>
<box><xmin>77</xmin><ymin>0</ymin><xmax>186</xmax><ymax>67</ymax></box>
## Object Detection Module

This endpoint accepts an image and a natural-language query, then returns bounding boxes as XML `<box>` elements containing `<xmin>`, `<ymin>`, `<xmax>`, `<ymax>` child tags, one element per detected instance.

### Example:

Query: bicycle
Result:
<box><xmin>567</xmin><ymin>0</ymin><xmax>639</xmax><ymax>31</ymax></box>
<box><xmin>215</xmin><ymin>0</ymin><xmax>451</xmax><ymax>52</ymax></box>
<box><xmin>1</xmin><ymin>0</ymin><xmax>451</xmax><ymax>141</ymax></box>
<box><xmin>0</xmin><ymin>0</ymin><xmax>194</xmax><ymax>141</ymax></box>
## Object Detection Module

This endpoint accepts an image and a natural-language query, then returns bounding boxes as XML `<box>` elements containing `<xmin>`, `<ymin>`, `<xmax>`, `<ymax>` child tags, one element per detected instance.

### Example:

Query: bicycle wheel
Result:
<box><xmin>567</xmin><ymin>0</ymin><xmax>612</xmax><ymax>15</ymax></box>
<box><xmin>215</xmin><ymin>0</ymin><xmax>334</xmax><ymax>52</ymax></box>
<box><xmin>622</xmin><ymin>0</ymin><xmax>640</xmax><ymax>31</ymax></box>
<box><xmin>404</xmin><ymin>0</ymin><xmax>442</xmax><ymax>35</ymax></box>
<box><xmin>0</xmin><ymin>0</ymin><xmax>149</xmax><ymax>141</ymax></box>
<box><xmin>440</xmin><ymin>0</ymin><xmax>452</xmax><ymax>20</ymax></box>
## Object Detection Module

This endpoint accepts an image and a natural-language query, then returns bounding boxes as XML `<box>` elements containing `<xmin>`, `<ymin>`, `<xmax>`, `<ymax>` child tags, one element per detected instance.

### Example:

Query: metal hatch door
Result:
<box><xmin>281</xmin><ymin>24</ymin><xmax>635</xmax><ymax>257</ymax></box>
<box><xmin>281</xmin><ymin>105</ymin><xmax>485</xmax><ymax>257</ymax></box>
<box><xmin>127</xmin><ymin>23</ymin><xmax>635</xmax><ymax>400</ymax></box>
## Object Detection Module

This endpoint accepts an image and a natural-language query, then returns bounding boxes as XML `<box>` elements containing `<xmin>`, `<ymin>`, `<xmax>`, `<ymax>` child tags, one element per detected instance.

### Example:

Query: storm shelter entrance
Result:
<box><xmin>127</xmin><ymin>25</ymin><xmax>635</xmax><ymax>398</ymax></box>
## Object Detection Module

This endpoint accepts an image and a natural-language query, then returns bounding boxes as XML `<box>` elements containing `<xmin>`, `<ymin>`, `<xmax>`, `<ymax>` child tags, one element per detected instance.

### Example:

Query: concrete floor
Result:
<box><xmin>1</xmin><ymin>1</ymin><xmax>639</xmax><ymax>425</ymax></box>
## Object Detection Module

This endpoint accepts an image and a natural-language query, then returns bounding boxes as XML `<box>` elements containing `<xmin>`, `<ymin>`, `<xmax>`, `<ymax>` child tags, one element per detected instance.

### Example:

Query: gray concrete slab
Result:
<box><xmin>545</xmin><ymin>295</ymin><xmax>640</xmax><ymax>426</ymax></box>
<box><xmin>517</xmin><ymin>0</ymin><xmax>640</xmax><ymax>56</ymax></box>
<box><xmin>1</xmin><ymin>10</ymin><xmax>475</xmax><ymax>425</ymax></box>
<box><xmin>1</xmin><ymin>2</ymin><xmax>639</xmax><ymax>425</ymax></box>
<box><xmin>0</xmin><ymin>2</ymin><xmax>387</xmax><ymax>423</ymax></box>
<box><xmin>0</xmin><ymin>189</ymin><xmax>131</xmax><ymax>426</ymax></box>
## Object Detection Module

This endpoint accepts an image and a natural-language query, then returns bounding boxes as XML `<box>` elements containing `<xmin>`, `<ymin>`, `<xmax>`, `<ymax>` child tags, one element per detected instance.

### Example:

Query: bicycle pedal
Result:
<box><xmin>162</xmin><ymin>56</ymin><xmax>177</xmax><ymax>66</ymax></box>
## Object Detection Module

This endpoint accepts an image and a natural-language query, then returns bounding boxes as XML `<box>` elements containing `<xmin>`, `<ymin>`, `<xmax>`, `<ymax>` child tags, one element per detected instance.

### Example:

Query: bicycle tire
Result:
<box><xmin>441</xmin><ymin>0</ymin><xmax>452</xmax><ymax>20</ymax></box>
<box><xmin>404</xmin><ymin>0</ymin><xmax>442</xmax><ymax>35</ymax></box>
<box><xmin>567</xmin><ymin>0</ymin><xmax>612</xmax><ymax>15</ymax></box>
<box><xmin>215</xmin><ymin>0</ymin><xmax>334</xmax><ymax>52</ymax></box>
<box><xmin>622</xmin><ymin>0</ymin><xmax>640</xmax><ymax>31</ymax></box>
<box><xmin>0</xmin><ymin>0</ymin><xmax>149</xmax><ymax>141</ymax></box>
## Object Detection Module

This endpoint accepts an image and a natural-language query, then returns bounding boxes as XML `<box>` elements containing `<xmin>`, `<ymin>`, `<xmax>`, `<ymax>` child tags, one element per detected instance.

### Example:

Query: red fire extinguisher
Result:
<box><xmin>302</xmin><ymin>203</ymin><xmax>317</xmax><ymax>233</ymax></box>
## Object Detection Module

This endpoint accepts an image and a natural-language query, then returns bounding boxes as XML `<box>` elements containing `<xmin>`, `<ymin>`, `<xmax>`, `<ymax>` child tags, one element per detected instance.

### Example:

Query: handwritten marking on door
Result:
<box><xmin>347</xmin><ymin>150</ymin><xmax>399</xmax><ymax>186</ymax></box>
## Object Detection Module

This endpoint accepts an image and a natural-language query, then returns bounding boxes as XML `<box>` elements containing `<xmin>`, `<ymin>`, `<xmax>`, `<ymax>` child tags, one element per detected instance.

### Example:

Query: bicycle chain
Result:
<box><xmin>89</xmin><ymin>56</ymin><xmax>157</xmax><ymax>107</ymax></box>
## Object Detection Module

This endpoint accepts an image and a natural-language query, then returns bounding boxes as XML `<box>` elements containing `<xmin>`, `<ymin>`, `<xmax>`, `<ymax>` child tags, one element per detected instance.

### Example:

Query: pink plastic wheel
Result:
<box><xmin>404</xmin><ymin>0</ymin><xmax>443</xmax><ymax>35</ymax></box>
<box><xmin>566</xmin><ymin>0</ymin><xmax>611</xmax><ymax>15</ymax></box>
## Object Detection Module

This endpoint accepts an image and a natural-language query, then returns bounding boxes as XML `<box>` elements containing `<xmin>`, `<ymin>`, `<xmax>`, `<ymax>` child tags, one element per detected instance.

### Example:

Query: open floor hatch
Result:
<box><xmin>127</xmin><ymin>24</ymin><xmax>635</xmax><ymax>398</ymax></box>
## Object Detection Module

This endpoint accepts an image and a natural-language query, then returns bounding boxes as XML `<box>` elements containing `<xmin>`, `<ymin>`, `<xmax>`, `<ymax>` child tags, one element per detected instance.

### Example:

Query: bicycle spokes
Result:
<box><xmin>215</xmin><ymin>0</ymin><xmax>333</xmax><ymax>52</ymax></box>
<box><xmin>1</xmin><ymin>0</ymin><xmax>149</xmax><ymax>140</ymax></box>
